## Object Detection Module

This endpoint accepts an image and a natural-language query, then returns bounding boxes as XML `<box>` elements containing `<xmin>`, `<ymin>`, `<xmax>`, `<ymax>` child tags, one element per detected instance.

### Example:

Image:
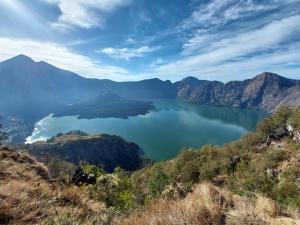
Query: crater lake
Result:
<box><xmin>26</xmin><ymin>100</ymin><xmax>266</xmax><ymax>160</ymax></box>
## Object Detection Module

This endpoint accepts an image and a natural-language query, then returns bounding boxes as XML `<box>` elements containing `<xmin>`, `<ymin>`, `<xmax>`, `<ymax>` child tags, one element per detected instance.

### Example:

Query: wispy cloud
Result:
<box><xmin>183</xmin><ymin>15</ymin><xmax>300</xmax><ymax>56</ymax></box>
<box><xmin>179</xmin><ymin>0</ymin><xmax>231</xmax><ymax>30</ymax></box>
<box><xmin>155</xmin><ymin>15</ymin><xmax>300</xmax><ymax>81</ymax></box>
<box><xmin>100</xmin><ymin>46</ymin><xmax>160</xmax><ymax>61</ymax></box>
<box><xmin>0</xmin><ymin>37</ymin><xmax>133</xmax><ymax>80</ymax></box>
<box><xmin>125</xmin><ymin>38</ymin><xmax>136</xmax><ymax>44</ymax></box>
<box><xmin>43</xmin><ymin>0</ymin><xmax>132</xmax><ymax>29</ymax></box>
<box><xmin>179</xmin><ymin>0</ymin><xmax>283</xmax><ymax>31</ymax></box>
<box><xmin>1</xmin><ymin>0</ymin><xmax>300</xmax><ymax>82</ymax></box>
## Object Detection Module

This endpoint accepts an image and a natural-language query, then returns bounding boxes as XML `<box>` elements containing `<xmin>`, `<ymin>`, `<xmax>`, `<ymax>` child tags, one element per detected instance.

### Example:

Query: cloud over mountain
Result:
<box><xmin>43</xmin><ymin>0</ymin><xmax>132</xmax><ymax>29</ymax></box>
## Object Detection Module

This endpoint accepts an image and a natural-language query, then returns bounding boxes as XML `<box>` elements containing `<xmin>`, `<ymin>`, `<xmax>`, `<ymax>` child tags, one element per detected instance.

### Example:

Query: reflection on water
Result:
<box><xmin>27</xmin><ymin>99</ymin><xmax>266</xmax><ymax>160</ymax></box>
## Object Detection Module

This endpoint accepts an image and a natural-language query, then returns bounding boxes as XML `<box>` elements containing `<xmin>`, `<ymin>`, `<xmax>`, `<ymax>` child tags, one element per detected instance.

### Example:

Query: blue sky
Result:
<box><xmin>0</xmin><ymin>0</ymin><xmax>300</xmax><ymax>81</ymax></box>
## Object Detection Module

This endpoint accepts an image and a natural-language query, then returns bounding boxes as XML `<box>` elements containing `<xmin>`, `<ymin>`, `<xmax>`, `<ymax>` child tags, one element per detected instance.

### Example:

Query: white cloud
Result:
<box><xmin>0</xmin><ymin>37</ymin><xmax>134</xmax><ymax>80</ymax></box>
<box><xmin>155</xmin><ymin>15</ymin><xmax>300</xmax><ymax>81</ymax></box>
<box><xmin>139</xmin><ymin>11</ymin><xmax>152</xmax><ymax>24</ymax></box>
<box><xmin>179</xmin><ymin>0</ymin><xmax>277</xmax><ymax>30</ymax></box>
<box><xmin>223</xmin><ymin>0</ymin><xmax>275</xmax><ymax>21</ymax></box>
<box><xmin>101</xmin><ymin>46</ymin><xmax>160</xmax><ymax>61</ymax></box>
<box><xmin>182</xmin><ymin>0</ymin><xmax>230</xmax><ymax>28</ymax></box>
<box><xmin>191</xmin><ymin>44</ymin><xmax>300</xmax><ymax>81</ymax></box>
<box><xmin>43</xmin><ymin>0</ymin><xmax>131</xmax><ymax>29</ymax></box>
<box><xmin>152</xmin><ymin>45</ymin><xmax>300</xmax><ymax>82</ymax></box>
<box><xmin>183</xmin><ymin>15</ymin><xmax>300</xmax><ymax>56</ymax></box>
<box><xmin>126</xmin><ymin>38</ymin><xmax>136</xmax><ymax>44</ymax></box>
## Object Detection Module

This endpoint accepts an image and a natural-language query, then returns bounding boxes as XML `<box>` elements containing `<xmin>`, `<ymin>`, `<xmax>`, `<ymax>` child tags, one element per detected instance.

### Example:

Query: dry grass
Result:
<box><xmin>1</xmin><ymin>148</ymin><xmax>299</xmax><ymax>225</ymax></box>
<box><xmin>119</xmin><ymin>183</ymin><xmax>300</xmax><ymax>225</ymax></box>
<box><xmin>119</xmin><ymin>183</ymin><xmax>230</xmax><ymax>225</ymax></box>
<box><xmin>0</xmin><ymin>148</ymin><xmax>108</xmax><ymax>225</ymax></box>
<box><xmin>255</xmin><ymin>195</ymin><xmax>279</xmax><ymax>219</ymax></box>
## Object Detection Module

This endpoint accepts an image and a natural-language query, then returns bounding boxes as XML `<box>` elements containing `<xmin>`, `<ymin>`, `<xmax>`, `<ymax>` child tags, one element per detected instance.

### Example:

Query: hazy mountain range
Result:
<box><xmin>1</xmin><ymin>54</ymin><xmax>300</xmax><ymax>116</ymax></box>
<box><xmin>0</xmin><ymin>55</ymin><xmax>173</xmax><ymax>118</ymax></box>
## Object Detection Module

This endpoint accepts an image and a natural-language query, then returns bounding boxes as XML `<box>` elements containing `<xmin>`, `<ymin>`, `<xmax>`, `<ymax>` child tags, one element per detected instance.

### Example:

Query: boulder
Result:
<box><xmin>271</xmin><ymin>141</ymin><xmax>285</xmax><ymax>151</ymax></box>
<box><xmin>212</xmin><ymin>175</ymin><xmax>226</xmax><ymax>186</ymax></box>
<box><xmin>71</xmin><ymin>168</ymin><xmax>96</xmax><ymax>186</ymax></box>
<box><xmin>286</xmin><ymin>124</ymin><xmax>300</xmax><ymax>142</ymax></box>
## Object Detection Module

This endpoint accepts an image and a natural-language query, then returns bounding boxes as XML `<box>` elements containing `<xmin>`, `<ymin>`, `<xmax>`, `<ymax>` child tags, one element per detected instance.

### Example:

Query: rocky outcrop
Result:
<box><xmin>26</xmin><ymin>131</ymin><xmax>144</xmax><ymax>172</ymax></box>
<box><xmin>286</xmin><ymin>124</ymin><xmax>300</xmax><ymax>142</ymax></box>
<box><xmin>176</xmin><ymin>72</ymin><xmax>300</xmax><ymax>112</ymax></box>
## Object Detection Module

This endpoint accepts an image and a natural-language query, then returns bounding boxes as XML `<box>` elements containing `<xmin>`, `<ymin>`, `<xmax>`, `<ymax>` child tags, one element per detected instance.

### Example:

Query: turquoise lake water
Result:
<box><xmin>26</xmin><ymin>100</ymin><xmax>266</xmax><ymax>160</ymax></box>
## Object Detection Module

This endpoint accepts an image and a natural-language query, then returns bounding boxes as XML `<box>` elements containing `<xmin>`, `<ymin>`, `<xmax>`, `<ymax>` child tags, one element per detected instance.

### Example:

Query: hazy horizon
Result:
<box><xmin>2</xmin><ymin>54</ymin><xmax>288</xmax><ymax>83</ymax></box>
<box><xmin>0</xmin><ymin>0</ymin><xmax>300</xmax><ymax>82</ymax></box>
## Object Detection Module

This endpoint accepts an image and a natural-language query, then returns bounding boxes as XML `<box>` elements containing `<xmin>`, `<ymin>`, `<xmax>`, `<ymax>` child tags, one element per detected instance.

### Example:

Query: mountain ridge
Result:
<box><xmin>1</xmin><ymin>55</ymin><xmax>300</xmax><ymax>115</ymax></box>
<box><xmin>176</xmin><ymin>71</ymin><xmax>300</xmax><ymax>112</ymax></box>
<box><xmin>2</xmin><ymin>55</ymin><xmax>298</xmax><ymax>83</ymax></box>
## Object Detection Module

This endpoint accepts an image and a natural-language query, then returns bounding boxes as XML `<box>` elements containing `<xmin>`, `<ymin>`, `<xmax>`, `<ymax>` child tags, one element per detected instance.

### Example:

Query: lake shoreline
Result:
<box><xmin>26</xmin><ymin>100</ymin><xmax>266</xmax><ymax>160</ymax></box>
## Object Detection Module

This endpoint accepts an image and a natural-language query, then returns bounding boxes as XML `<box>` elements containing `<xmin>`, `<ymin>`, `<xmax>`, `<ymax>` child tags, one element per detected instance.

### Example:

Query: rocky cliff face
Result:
<box><xmin>176</xmin><ymin>72</ymin><xmax>300</xmax><ymax>112</ymax></box>
<box><xmin>26</xmin><ymin>131</ymin><xmax>143</xmax><ymax>172</ymax></box>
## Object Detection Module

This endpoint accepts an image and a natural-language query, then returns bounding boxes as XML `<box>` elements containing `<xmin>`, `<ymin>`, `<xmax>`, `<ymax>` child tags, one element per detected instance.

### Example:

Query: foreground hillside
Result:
<box><xmin>1</xmin><ymin>106</ymin><xmax>300</xmax><ymax>225</ymax></box>
<box><xmin>0</xmin><ymin>147</ymin><xmax>299</xmax><ymax>225</ymax></box>
<box><xmin>130</xmin><ymin>106</ymin><xmax>300</xmax><ymax>209</ymax></box>
<box><xmin>0</xmin><ymin>148</ymin><xmax>115</xmax><ymax>225</ymax></box>
<box><xmin>121</xmin><ymin>182</ymin><xmax>299</xmax><ymax>225</ymax></box>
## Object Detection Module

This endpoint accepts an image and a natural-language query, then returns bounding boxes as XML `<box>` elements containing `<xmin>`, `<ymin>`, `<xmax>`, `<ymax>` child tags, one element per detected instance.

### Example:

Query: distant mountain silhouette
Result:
<box><xmin>0</xmin><ymin>55</ymin><xmax>175</xmax><ymax>117</ymax></box>
<box><xmin>1</xmin><ymin>55</ymin><xmax>300</xmax><ymax>116</ymax></box>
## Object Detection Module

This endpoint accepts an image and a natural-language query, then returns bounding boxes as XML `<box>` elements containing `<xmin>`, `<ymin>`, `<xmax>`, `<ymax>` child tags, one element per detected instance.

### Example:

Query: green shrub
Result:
<box><xmin>273</xmin><ymin>180</ymin><xmax>300</xmax><ymax>208</ymax></box>
<box><xmin>258</xmin><ymin>106</ymin><xmax>292</xmax><ymax>139</ymax></box>
<box><xmin>42</xmin><ymin>212</ymin><xmax>81</xmax><ymax>225</ymax></box>
<box><xmin>45</xmin><ymin>157</ymin><xmax>76</xmax><ymax>179</ymax></box>
<box><xmin>241</xmin><ymin>132</ymin><xmax>265</xmax><ymax>148</ymax></box>
<box><xmin>265</xmin><ymin>150</ymin><xmax>289</xmax><ymax>167</ymax></box>
<box><xmin>290</xmin><ymin>106</ymin><xmax>300</xmax><ymax>131</ymax></box>
<box><xmin>148</xmin><ymin>165</ymin><xmax>170</xmax><ymax>198</ymax></box>
<box><xmin>81</xmin><ymin>165</ymin><xmax>140</xmax><ymax>211</ymax></box>
<box><xmin>80</xmin><ymin>161</ymin><xmax>104</xmax><ymax>178</ymax></box>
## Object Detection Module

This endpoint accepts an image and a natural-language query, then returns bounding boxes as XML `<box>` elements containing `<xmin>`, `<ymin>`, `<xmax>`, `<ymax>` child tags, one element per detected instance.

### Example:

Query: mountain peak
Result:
<box><xmin>179</xmin><ymin>76</ymin><xmax>204</xmax><ymax>86</ymax></box>
<box><xmin>11</xmin><ymin>54</ymin><xmax>33</xmax><ymax>61</ymax></box>
<box><xmin>254</xmin><ymin>72</ymin><xmax>282</xmax><ymax>80</ymax></box>
<box><xmin>2</xmin><ymin>54</ymin><xmax>34</xmax><ymax>65</ymax></box>
<box><xmin>181</xmin><ymin>76</ymin><xmax>200</xmax><ymax>82</ymax></box>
